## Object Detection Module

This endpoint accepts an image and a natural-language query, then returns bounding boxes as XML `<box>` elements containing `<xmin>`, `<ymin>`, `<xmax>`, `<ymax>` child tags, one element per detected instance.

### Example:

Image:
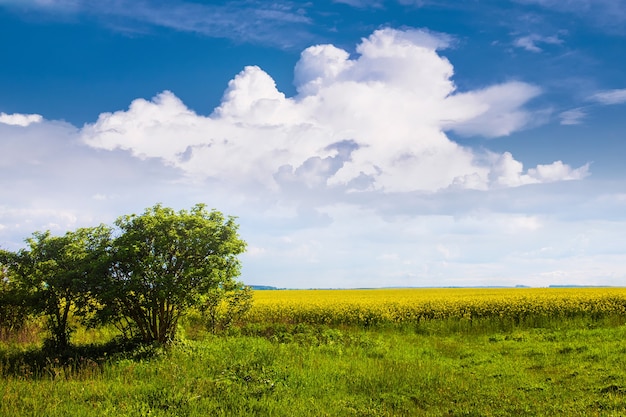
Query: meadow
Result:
<box><xmin>2</xmin><ymin>287</ymin><xmax>626</xmax><ymax>416</ymax></box>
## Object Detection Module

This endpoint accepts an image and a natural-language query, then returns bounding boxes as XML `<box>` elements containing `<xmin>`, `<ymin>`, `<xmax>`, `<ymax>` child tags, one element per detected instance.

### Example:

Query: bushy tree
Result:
<box><xmin>0</xmin><ymin>251</ymin><xmax>32</xmax><ymax>340</ymax></box>
<box><xmin>101</xmin><ymin>204</ymin><xmax>247</xmax><ymax>344</ymax></box>
<box><xmin>1</xmin><ymin>226</ymin><xmax>112</xmax><ymax>348</ymax></box>
<box><xmin>201</xmin><ymin>281</ymin><xmax>253</xmax><ymax>333</ymax></box>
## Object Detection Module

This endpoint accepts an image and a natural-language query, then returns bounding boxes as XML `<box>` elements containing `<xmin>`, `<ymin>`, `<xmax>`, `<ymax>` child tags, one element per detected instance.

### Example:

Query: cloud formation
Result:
<box><xmin>589</xmin><ymin>88</ymin><xmax>626</xmax><ymax>105</ymax></box>
<box><xmin>0</xmin><ymin>112</ymin><xmax>43</xmax><ymax>127</ymax></box>
<box><xmin>0</xmin><ymin>0</ymin><xmax>312</xmax><ymax>48</ymax></box>
<box><xmin>514</xmin><ymin>0</ymin><xmax>626</xmax><ymax>33</ymax></box>
<box><xmin>0</xmin><ymin>26</ymin><xmax>618</xmax><ymax>288</ymax></box>
<box><xmin>333</xmin><ymin>0</ymin><xmax>384</xmax><ymax>8</ymax></box>
<box><xmin>0</xmin><ymin>116</ymin><xmax>188</xmax><ymax>247</ymax></box>
<box><xmin>559</xmin><ymin>108</ymin><xmax>586</xmax><ymax>125</ymax></box>
<box><xmin>82</xmin><ymin>28</ymin><xmax>588</xmax><ymax>194</ymax></box>
<box><xmin>513</xmin><ymin>34</ymin><xmax>563</xmax><ymax>53</ymax></box>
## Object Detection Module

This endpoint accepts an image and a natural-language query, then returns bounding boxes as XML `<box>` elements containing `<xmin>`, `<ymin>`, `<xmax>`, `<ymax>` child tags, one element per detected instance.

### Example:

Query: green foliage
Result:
<box><xmin>1</xmin><ymin>203</ymin><xmax>247</xmax><ymax>347</ymax></box>
<box><xmin>1</xmin><ymin>226</ymin><xmax>112</xmax><ymax>349</ymax></box>
<box><xmin>0</xmin><ymin>204</ymin><xmax>246</xmax><ymax>347</ymax></box>
<box><xmin>201</xmin><ymin>282</ymin><xmax>253</xmax><ymax>333</ymax></box>
<box><xmin>100</xmin><ymin>203</ymin><xmax>247</xmax><ymax>344</ymax></box>
<box><xmin>0</xmin><ymin>254</ymin><xmax>32</xmax><ymax>340</ymax></box>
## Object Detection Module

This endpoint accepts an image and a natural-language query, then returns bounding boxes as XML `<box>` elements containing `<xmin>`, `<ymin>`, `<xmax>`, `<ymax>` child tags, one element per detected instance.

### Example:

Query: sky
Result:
<box><xmin>1</xmin><ymin>0</ymin><xmax>626</xmax><ymax>288</ymax></box>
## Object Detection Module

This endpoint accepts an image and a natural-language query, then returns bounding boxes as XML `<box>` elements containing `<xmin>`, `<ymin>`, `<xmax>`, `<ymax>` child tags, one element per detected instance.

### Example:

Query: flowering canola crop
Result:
<box><xmin>248</xmin><ymin>287</ymin><xmax>626</xmax><ymax>327</ymax></box>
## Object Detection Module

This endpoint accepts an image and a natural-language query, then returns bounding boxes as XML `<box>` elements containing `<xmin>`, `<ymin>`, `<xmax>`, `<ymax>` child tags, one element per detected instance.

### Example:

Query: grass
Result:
<box><xmin>2</xmin><ymin>319</ymin><xmax>626</xmax><ymax>416</ymax></box>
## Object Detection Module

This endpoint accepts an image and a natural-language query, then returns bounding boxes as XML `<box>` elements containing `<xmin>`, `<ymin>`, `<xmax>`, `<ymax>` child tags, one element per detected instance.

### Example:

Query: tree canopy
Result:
<box><xmin>0</xmin><ymin>204</ymin><xmax>247</xmax><ymax>346</ymax></box>
<box><xmin>103</xmin><ymin>203</ymin><xmax>247</xmax><ymax>343</ymax></box>
<box><xmin>1</xmin><ymin>226</ymin><xmax>111</xmax><ymax>348</ymax></box>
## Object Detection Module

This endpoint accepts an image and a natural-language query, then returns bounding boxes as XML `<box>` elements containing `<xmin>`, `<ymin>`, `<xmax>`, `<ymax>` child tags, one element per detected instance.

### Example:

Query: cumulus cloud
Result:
<box><xmin>442</xmin><ymin>82</ymin><xmax>542</xmax><ymax>137</ymax></box>
<box><xmin>82</xmin><ymin>28</ymin><xmax>588</xmax><ymax>195</ymax></box>
<box><xmin>589</xmin><ymin>88</ymin><xmax>626</xmax><ymax>105</ymax></box>
<box><xmin>488</xmin><ymin>153</ymin><xmax>589</xmax><ymax>188</ymax></box>
<box><xmin>0</xmin><ymin>112</ymin><xmax>43</xmax><ymax>127</ymax></box>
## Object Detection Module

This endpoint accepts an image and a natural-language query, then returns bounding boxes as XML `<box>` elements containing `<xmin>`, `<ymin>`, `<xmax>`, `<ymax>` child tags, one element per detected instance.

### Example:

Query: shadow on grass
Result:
<box><xmin>0</xmin><ymin>338</ymin><xmax>162</xmax><ymax>379</ymax></box>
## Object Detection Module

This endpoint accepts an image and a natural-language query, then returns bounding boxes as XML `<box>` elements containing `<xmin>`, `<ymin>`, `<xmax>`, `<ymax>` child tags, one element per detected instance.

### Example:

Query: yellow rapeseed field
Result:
<box><xmin>248</xmin><ymin>287</ymin><xmax>626</xmax><ymax>327</ymax></box>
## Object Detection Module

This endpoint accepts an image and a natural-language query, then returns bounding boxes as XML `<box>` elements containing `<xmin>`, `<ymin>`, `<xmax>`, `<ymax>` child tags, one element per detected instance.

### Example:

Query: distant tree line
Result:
<box><xmin>0</xmin><ymin>204</ymin><xmax>251</xmax><ymax>348</ymax></box>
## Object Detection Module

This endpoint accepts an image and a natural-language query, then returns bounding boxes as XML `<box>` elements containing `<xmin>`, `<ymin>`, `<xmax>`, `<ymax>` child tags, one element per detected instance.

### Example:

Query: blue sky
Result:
<box><xmin>1</xmin><ymin>0</ymin><xmax>625</xmax><ymax>288</ymax></box>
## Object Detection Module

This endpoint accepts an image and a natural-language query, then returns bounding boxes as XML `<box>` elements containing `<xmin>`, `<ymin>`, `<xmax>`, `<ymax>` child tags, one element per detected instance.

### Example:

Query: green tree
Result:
<box><xmin>0</xmin><ymin>250</ymin><xmax>32</xmax><ymax>340</ymax></box>
<box><xmin>102</xmin><ymin>204</ymin><xmax>247</xmax><ymax>344</ymax></box>
<box><xmin>201</xmin><ymin>281</ymin><xmax>253</xmax><ymax>333</ymax></box>
<box><xmin>4</xmin><ymin>226</ymin><xmax>112</xmax><ymax>349</ymax></box>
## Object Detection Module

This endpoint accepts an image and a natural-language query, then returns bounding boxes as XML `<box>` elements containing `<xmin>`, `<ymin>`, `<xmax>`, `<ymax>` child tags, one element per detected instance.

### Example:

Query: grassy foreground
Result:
<box><xmin>2</xmin><ymin>289</ymin><xmax>626</xmax><ymax>416</ymax></box>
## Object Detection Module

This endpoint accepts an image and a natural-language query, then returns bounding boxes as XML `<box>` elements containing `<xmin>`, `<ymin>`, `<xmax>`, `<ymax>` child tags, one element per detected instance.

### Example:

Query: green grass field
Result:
<box><xmin>2</xmin><ymin>289</ymin><xmax>626</xmax><ymax>416</ymax></box>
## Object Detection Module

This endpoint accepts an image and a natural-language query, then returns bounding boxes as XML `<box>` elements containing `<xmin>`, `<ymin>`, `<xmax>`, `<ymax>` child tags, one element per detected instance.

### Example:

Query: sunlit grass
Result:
<box><xmin>2</xmin><ymin>288</ymin><xmax>626</xmax><ymax>416</ymax></box>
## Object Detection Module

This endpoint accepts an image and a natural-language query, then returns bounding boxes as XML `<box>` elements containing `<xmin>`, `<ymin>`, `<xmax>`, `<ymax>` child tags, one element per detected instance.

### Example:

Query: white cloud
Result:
<box><xmin>0</xmin><ymin>206</ymin><xmax>79</xmax><ymax>241</ymax></box>
<box><xmin>0</xmin><ymin>0</ymin><xmax>76</xmax><ymax>7</ymax></box>
<box><xmin>0</xmin><ymin>0</ymin><xmax>313</xmax><ymax>48</ymax></box>
<box><xmin>513</xmin><ymin>34</ymin><xmax>563</xmax><ymax>53</ymax></box>
<box><xmin>82</xmin><ymin>28</ymin><xmax>585</xmax><ymax>194</ymax></box>
<box><xmin>589</xmin><ymin>88</ymin><xmax>626</xmax><ymax>105</ymax></box>
<box><xmin>1</xmin><ymin>112</ymin><xmax>622</xmax><ymax>288</ymax></box>
<box><xmin>0</xmin><ymin>117</ymin><xmax>189</xmax><ymax>249</ymax></box>
<box><xmin>528</xmin><ymin>160</ymin><xmax>589</xmax><ymax>182</ymax></box>
<box><xmin>443</xmin><ymin>82</ymin><xmax>543</xmax><ymax>137</ymax></box>
<box><xmin>488</xmin><ymin>152</ymin><xmax>589</xmax><ymax>187</ymax></box>
<box><xmin>241</xmin><ymin>199</ymin><xmax>626</xmax><ymax>288</ymax></box>
<box><xmin>504</xmin><ymin>215</ymin><xmax>542</xmax><ymax>232</ymax></box>
<box><xmin>0</xmin><ymin>112</ymin><xmax>43</xmax><ymax>127</ymax></box>
<box><xmin>559</xmin><ymin>108</ymin><xmax>586</xmax><ymax>125</ymax></box>
<box><xmin>2</xmin><ymin>26</ymin><xmax>616</xmax><ymax>289</ymax></box>
<box><xmin>333</xmin><ymin>0</ymin><xmax>384</xmax><ymax>8</ymax></box>
<box><xmin>514</xmin><ymin>0</ymin><xmax>626</xmax><ymax>33</ymax></box>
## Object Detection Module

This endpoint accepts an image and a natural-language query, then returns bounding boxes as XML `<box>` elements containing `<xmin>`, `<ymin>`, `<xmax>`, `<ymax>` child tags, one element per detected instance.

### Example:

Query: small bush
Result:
<box><xmin>201</xmin><ymin>283</ymin><xmax>253</xmax><ymax>333</ymax></box>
